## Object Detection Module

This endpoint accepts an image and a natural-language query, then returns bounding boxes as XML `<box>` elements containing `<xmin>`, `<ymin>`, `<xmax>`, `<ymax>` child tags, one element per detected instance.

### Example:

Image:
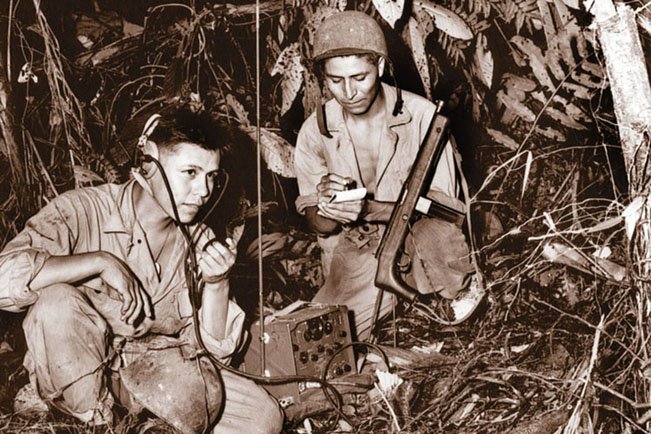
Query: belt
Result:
<box><xmin>343</xmin><ymin>222</ymin><xmax>381</xmax><ymax>249</ymax></box>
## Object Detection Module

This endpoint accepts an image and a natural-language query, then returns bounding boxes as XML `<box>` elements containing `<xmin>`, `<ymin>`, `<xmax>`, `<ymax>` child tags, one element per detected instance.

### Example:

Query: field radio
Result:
<box><xmin>243</xmin><ymin>303</ymin><xmax>356</xmax><ymax>405</ymax></box>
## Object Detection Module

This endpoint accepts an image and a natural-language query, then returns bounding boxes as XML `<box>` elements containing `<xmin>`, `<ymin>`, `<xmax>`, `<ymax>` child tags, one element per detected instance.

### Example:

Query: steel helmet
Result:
<box><xmin>312</xmin><ymin>11</ymin><xmax>403</xmax><ymax>137</ymax></box>
<box><xmin>312</xmin><ymin>11</ymin><xmax>388</xmax><ymax>62</ymax></box>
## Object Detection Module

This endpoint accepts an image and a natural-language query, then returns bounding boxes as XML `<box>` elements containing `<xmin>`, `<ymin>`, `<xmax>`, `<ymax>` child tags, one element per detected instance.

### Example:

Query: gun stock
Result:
<box><xmin>375</xmin><ymin>113</ymin><xmax>459</xmax><ymax>301</ymax></box>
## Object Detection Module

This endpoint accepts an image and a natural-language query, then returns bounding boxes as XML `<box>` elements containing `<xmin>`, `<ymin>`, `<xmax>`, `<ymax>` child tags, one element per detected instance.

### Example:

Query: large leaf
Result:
<box><xmin>407</xmin><ymin>16</ymin><xmax>431</xmax><ymax>99</ymax></box>
<box><xmin>225</xmin><ymin>94</ymin><xmax>250</xmax><ymax>128</ymax></box>
<box><xmin>244</xmin><ymin>127</ymin><xmax>296</xmax><ymax>178</ymax></box>
<box><xmin>413</xmin><ymin>4</ymin><xmax>435</xmax><ymax>34</ymax></box>
<box><xmin>305</xmin><ymin>7</ymin><xmax>339</xmax><ymax>47</ymax></box>
<box><xmin>245</xmin><ymin>232</ymin><xmax>288</xmax><ymax>260</ymax></box>
<box><xmin>271</xmin><ymin>42</ymin><xmax>304</xmax><ymax>116</ymax></box>
<box><xmin>372</xmin><ymin>0</ymin><xmax>405</xmax><ymax>28</ymax></box>
<box><xmin>472</xmin><ymin>33</ymin><xmax>493</xmax><ymax>88</ymax></box>
<box><xmin>415</xmin><ymin>1</ymin><xmax>473</xmax><ymax>40</ymax></box>
<box><xmin>229</xmin><ymin>93</ymin><xmax>295</xmax><ymax>177</ymax></box>
<box><xmin>302</xmin><ymin>70</ymin><xmax>322</xmax><ymax>119</ymax></box>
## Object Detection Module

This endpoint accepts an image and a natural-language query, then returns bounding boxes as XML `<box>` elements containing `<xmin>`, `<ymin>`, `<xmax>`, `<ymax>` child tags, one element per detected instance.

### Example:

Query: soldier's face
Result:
<box><xmin>323</xmin><ymin>55</ymin><xmax>385</xmax><ymax>115</ymax></box>
<box><xmin>153</xmin><ymin>142</ymin><xmax>221</xmax><ymax>223</ymax></box>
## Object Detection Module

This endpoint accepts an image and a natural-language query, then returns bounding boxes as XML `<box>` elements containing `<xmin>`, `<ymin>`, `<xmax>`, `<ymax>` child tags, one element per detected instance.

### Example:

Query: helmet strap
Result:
<box><xmin>317</xmin><ymin>100</ymin><xmax>333</xmax><ymax>138</ymax></box>
<box><xmin>387</xmin><ymin>61</ymin><xmax>404</xmax><ymax>116</ymax></box>
<box><xmin>315</xmin><ymin>84</ymin><xmax>333</xmax><ymax>138</ymax></box>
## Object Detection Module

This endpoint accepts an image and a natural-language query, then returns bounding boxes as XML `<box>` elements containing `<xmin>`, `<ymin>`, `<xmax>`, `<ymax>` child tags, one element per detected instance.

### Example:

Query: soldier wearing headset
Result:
<box><xmin>0</xmin><ymin>106</ymin><xmax>283</xmax><ymax>433</ymax></box>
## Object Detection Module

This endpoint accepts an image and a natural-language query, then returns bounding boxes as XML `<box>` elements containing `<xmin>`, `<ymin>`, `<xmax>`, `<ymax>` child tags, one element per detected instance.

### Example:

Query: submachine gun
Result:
<box><xmin>375</xmin><ymin>103</ymin><xmax>465</xmax><ymax>301</ymax></box>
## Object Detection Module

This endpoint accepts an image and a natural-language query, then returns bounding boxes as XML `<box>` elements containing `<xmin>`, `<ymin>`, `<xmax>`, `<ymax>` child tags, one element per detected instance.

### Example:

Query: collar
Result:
<box><xmin>103</xmin><ymin>178</ymin><xmax>138</xmax><ymax>234</ymax></box>
<box><xmin>324</xmin><ymin>82</ymin><xmax>412</xmax><ymax>133</ymax></box>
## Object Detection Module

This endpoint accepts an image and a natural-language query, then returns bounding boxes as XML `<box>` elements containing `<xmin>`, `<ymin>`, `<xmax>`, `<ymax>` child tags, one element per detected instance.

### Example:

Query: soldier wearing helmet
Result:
<box><xmin>294</xmin><ymin>11</ymin><xmax>479</xmax><ymax>341</ymax></box>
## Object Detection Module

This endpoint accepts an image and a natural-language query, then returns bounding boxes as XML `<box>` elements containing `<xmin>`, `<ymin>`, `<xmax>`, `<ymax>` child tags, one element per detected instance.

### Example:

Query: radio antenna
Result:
<box><xmin>255</xmin><ymin>0</ymin><xmax>266</xmax><ymax>374</ymax></box>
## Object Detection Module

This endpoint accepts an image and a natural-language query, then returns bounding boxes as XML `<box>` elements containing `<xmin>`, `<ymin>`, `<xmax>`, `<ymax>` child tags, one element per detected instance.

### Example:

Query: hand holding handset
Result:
<box><xmin>329</xmin><ymin>187</ymin><xmax>367</xmax><ymax>203</ymax></box>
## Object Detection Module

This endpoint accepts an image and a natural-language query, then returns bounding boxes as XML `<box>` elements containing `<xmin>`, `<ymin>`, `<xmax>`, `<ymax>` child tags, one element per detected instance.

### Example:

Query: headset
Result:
<box><xmin>134</xmin><ymin>111</ymin><xmax>391</xmax><ymax>431</ymax></box>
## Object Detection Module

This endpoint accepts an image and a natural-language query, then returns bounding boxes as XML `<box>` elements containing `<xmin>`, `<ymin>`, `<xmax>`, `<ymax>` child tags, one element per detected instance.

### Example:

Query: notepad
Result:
<box><xmin>329</xmin><ymin>187</ymin><xmax>367</xmax><ymax>203</ymax></box>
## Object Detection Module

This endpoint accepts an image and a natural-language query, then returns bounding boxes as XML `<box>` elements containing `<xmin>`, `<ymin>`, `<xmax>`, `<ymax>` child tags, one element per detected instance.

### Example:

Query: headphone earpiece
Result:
<box><xmin>134</xmin><ymin>113</ymin><xmax>162</xmax><ymax>168</ymax></box>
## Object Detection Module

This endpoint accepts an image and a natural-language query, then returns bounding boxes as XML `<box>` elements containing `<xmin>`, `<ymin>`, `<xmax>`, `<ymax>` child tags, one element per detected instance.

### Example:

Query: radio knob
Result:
<box><xmin>310</xmin><ymin>354</ymin><xmax>319</xmax><ymax>362</ymax></box>
<box><xmin>333</xmin><ymin>342</ymin><xmax>342</xmax><ymax>350</ymax></box>
<box><xmin>338</xmin><ymin>330</ymin><xmax>347</xmax><ymax>338</ymax></box>
<box><xmin>344</xmin><ymin>364</ymin><xmax>352</xmax><ymax>372</ymax></box>
<box><xmin>303</xmin><ymin>330</ymin><xmax>311</xmax><ymax>342</ymax></box>
<box><xmin>324</xmin><ymin>322</ymin><xmax>333</xmax><ymax>334</ymax></box>
<box><xmin>317</xmin><ymin>345</ymin><xmax>325</xmax><ymax>353</ymax></box>
<box><xmin>311</xmin><ymin>328</ymin><xmax>323</xmax><ymax>341</ymax></box>
<box><xmin>299</xmin><ymin>352</ymin><xmax>308</xmax><ymax>363</ymax></box>
<box><xmin>334</xmin><ymin>367</ymin><xmax>343</xmax><ymax>376</ymax></box>
<box><xmin>292</xmin><ymin>344</ymin><xmax>299</xmax><ymax>352</ymax></box>
<box><xmin>326</xmin><ymin>348</ymin><xmax>333</xmax><ymax>356</ymax></box>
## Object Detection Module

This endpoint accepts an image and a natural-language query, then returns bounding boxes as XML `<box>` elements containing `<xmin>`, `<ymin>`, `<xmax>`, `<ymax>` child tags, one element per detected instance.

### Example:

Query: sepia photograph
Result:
<box><xmin>0</xmin><ymin>0</ymin><xmax>647</xmax><ymax>432</ymax></box>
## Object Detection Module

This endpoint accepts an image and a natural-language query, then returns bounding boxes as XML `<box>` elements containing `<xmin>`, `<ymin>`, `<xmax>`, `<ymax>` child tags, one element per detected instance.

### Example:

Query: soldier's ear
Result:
<box><xmin>140</xmin><ymin>139</ymin><xmax>160</xmax><ymax>163</ymax></box>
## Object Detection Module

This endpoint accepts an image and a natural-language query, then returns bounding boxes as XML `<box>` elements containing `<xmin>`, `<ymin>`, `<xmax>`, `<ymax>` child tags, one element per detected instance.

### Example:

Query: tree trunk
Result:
<box><xmin>589</xmin><ymin>0</ymin><xmax>651</xmax><ymax>418</ymax></box>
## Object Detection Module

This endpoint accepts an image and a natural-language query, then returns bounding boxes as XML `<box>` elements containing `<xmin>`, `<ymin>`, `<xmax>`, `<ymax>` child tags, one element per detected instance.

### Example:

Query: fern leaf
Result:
<box><xmin>487</xmin><ymin>127</ymin><xmax>520</xmax><ymax>151</ymax></box>
<box><xmin>497</xmin><ymin>90</ymin><xmax>536</xmax><ymax>122</ymax></box>
<box><xmin>437</xmin><ymin>33</ymin><xmax>467</xmax><ymax>67</ymax></box>
<box><xmin>503</xmin><ymin>73</ymin><xmax>537</xmax><ymax>95</ymax></box>
<box><xmin>543</xmin><ymin>105</ymin><xmax>588</xmax><ymax>130</ymax></box>
<box><xmin>545</xmin><ymin>46</ymin><xmax>567</xmax><ymax>82</ymax></box>
<box><xmin>529</xmin><ymin>91</ymin><xmax>588</xmax><ymax>130</ymax></box>
<box><xmin>561</xmin><ymin>82</ymin><xmax>593</xmax><ymax>100</ymax></box>
<box><xmin>510</xmin><ymin>36</ymin><xmax>555</xmax><ymax>91</ymax></box>
<box><xmin>407</xmin><ymin>16</ymin><xmax>432</xmax><ymax>99</ymax></box>
<box><xmin>535</xmin><ymin>126</ymin><xmax>566</xmax><ymax>141</ymax></box>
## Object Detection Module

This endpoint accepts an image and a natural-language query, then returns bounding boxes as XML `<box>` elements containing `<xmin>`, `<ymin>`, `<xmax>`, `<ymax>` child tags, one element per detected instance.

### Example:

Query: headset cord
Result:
<box><xmin>145</xmin><ymin>156</ymin><xmax>394</xmax><ymax>429</ymax></box>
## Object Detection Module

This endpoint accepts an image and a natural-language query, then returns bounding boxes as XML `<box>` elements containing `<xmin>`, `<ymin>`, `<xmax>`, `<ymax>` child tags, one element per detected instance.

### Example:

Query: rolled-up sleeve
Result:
<box><xmin>178</xmin><ymin>290</ymin><xmax>246</xmax><ymax>363</ymax></box>
<box><xmin>294</xmin><ymin>119</ymin><xmax>328</xmax><ymax>215</ymax></box>
<box><xmin>427</xmin><ymin>140</ymin><xmax>465</xmax><ymax>213</ymax></box>
<box><xmin>0</xmin><ymin>242</ymin><xmax>49</xmax><ymax>311</ymax></box>
<box><xmin>0</xmin><ymin>196</ymin><xmax>77</xmax><ymax>311</ymax></box>
<box><xmin>198</xmin><ymin>300</ymin><xmax>245</xmax><ymax>361</ymax></box>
